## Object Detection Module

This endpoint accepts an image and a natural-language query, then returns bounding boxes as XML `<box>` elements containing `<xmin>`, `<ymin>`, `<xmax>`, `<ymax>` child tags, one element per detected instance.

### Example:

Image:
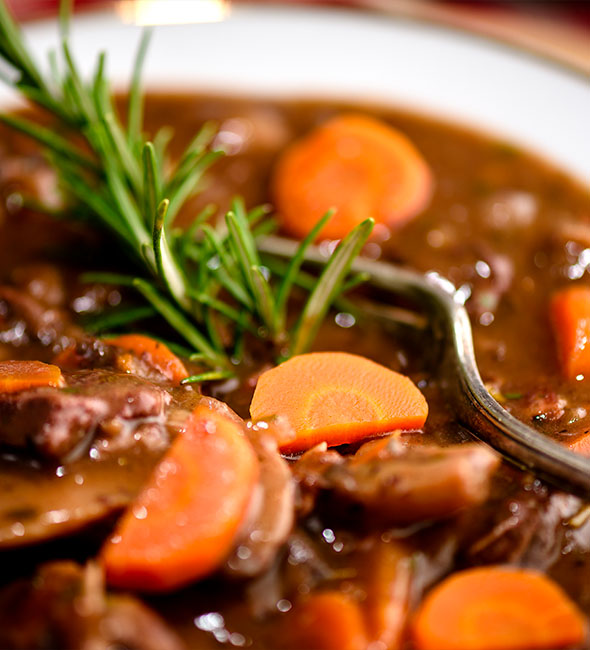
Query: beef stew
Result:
<box><xmin>0</xmin><ymin>90</ymin><xmax>589</xmax><ymax>649</ymax></box>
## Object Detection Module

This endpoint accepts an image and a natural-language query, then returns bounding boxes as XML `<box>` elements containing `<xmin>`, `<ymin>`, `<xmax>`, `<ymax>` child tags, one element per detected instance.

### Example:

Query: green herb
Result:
<box><xmin>504</xmin><ymin>392</ymin><xmax>523</xmax><ymax>400</ymax></box>
<box><xmin>0</xmin><ymin>0</ymin><xmax>372</xmax><ymax>375</ymax></box>
<box><xmin>289</xmin><ymin>218</ymin><xmax>374</xmax><ymax>357</ymax></box>
<box><xmin>82</xmin><ymin>305</ymin><xmax>156</xmax><ymax>334</ymax></box>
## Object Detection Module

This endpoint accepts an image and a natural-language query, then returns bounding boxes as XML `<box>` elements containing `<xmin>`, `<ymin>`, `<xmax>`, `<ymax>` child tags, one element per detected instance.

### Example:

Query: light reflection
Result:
<box><xmin>117</xmin><ymin>0</ymin><xmax>230</xmax><ymax>26</ymax></box>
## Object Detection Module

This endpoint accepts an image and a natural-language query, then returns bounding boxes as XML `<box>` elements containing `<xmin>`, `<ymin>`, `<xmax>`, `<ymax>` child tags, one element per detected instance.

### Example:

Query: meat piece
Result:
<box><xmin>465</xmin><ymin>486</ymin><xmax>546</xmax><ymax>565</ymax></box>
<box><xmin>99</xmin><ymin>595</ymin><xmax>187</xmax><ymax>650</ymax></box>
<box><xmin>68</xmin><ymin>369</ymin><xmax>171</xmax><ymax>420</ymax></box>
<box><xmin>293</xmin><ymin>443</ymin><xmax>345</xmax><ymax>517</ymax></box>
<box><xmin>0</xmin><ymin>370</ymin><xmax>170</xmax><ymax>461</ymax></box>
<box><xmin>522</xmin><ymin>493</ymin><xmax>582</xmax><ymax>569</ymax></box>
<box><xmin>55</xmin><ymin>337</ymin><xmax>120</xmax><ymax>370</ymax></box>
<box><xmin>283</xmin><ymin>531</ymin><xmax>342</xmax><ymax>593</ymax></box>
<box><xmin>0</xmin><ymin>387</ymin><xmax>109</xmax><ymax>459</ymax></box>
<box><xmin>0</xmin><ymin>561</ymin><xmax>186</xmax><ymax>650</ymax></box>
<box><xmin>294</xmin><ymin>440</ymin><xmax>500</xmax><ymax>526</ymax></box>
<box><xmin>466</xmin><ymin>485</ymin><xmax>583</xmax><ymax>570</ymax></box>
<box><xmin>11</xmin><ymin>263</ymin><xmax>66</xmax><ymax>308</ymax></box>
<box><xmin>519</xmin><ymin>390</ymin><xmax>567</xmax><ymax>423</ymax></box>
<box><xmin>0</xmin><ymin>285</ymin><xmax>78</xmax><ymax>347</ymax></box>
<box><xmin>225</xmin><ymin>425</ymin><xmax>295</xmax><ymax>577</ymax></box>
<box><xmin>244</xmin><ymin>528</ymin><xmax>344</xmax><ymax>619</ymax></box>
<box><xmin>55</xmin><ymin>337</ymin><xmax>174</xmax><ymax>383</ymax></box>
<box><xmin>537</xmin><ymin>217</ymin><xmax>590</xmax><ymax>280</ymax></box>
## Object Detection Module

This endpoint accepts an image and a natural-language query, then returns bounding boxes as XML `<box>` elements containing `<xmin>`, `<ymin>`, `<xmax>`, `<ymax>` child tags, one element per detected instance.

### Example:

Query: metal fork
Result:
<box><xmin>259</xmin><ymin>235</ymin><xmax>590</xmax><ymax>498</ymax></box>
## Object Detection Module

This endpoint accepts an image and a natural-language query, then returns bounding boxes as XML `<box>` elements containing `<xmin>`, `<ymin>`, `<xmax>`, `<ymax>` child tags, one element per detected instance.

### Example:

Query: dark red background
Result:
<box><xmin>6</xmin><ymin>0</ymin><xmax>590</xmax><ymax>29</ymax></box>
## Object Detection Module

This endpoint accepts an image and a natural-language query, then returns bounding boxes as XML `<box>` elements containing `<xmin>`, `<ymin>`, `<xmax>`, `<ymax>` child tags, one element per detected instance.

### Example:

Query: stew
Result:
<box><xmin>0</xmin><ymin>91</ymin><xmax>589</xmax><ymax>650</ymax></box>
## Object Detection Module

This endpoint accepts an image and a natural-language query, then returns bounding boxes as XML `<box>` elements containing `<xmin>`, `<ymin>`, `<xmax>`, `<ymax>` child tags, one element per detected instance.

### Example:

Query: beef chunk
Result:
<box><xmin>56</xmin><ymin>336</ymin><xmax>175</xmax><ymax>383</ymax></box>
<box><xmin>56</xmin><ymin>337</ymin><xmax>120</xmax><ymax>370</ymax></box>
<box><xmin>0</xmin><ymin>370</ymin><xmax>171</xmax><ymax>461</ymax></box>
<box><xmin>465</xmin><ymin>477</ymin><xmax>583</xmax><ymax>571</ymax></box>
<box><xmin>294</xmin><ymin>438</ymin><xmax>500</xmax><ymax>526</ymax></box>
<box><xmin>0</xmin><ymin>561</ymin><xmax>186</xmax><ymax>650</ymax></box>
<box><xmin>0</xmin><ymin>387</ymin><xmax>109</xmax><ymax>459</ymax></box>
<box><xmin>67</xmin><ymin>369</ymin><xmax>170</xmax><ymax>419</ymax></box>
<box><xmin>522</xmin><ymin>493</ymin><xmax>582</xmax><ymax>569</ymax></box>
<box><xmin>0</xmin><ymin>285</ymin><xmax>78</xmax><ymax>348</ymax></box>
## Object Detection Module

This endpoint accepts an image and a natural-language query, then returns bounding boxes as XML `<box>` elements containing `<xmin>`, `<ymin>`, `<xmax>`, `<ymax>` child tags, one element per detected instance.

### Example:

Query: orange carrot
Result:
<box><xmin>363</xmin><ymin>540</ymin><xmax>413</xmax><ymax>650</ymax></box>
<box><xmin>101</xmin><ymin>404</ymin><xmax>259</xmax><ymax>592</ymax></box>
<box><xmin>272</xmin><ymin>113</ymin><xmax>433</xmax><ymax>240</ymax></box>
<box><xmin>412</xmin><ymin>566</ymin><xmax>587</xmax><ymax>650</ymax></box>
<box><xmin>51</xmin><ymin>344</ymin><xmax>80</xmax><ymax>369</ymax></box>
<box><xmin>550</xmin><ymin>285</ymin><xmax>590</xmax><ymax>380</ymax></box>
<box><xmin>282</xmin><ymin>591</ymin><xmax>369</xmax><ymax>650</ymax></box>
<box><xmin>0</xmin><ymin>360</ymin><xmax>64</xmax><ymax>393</ymax></box>
<box><xmin>250</xmin><ymin>352</ymin><xmax>427</xmax><ymax>453</ymax></box>
<box><xmin>106</xmin><ymin>334</ymin><xmax>188</xmax><ymax>383</ymax></box>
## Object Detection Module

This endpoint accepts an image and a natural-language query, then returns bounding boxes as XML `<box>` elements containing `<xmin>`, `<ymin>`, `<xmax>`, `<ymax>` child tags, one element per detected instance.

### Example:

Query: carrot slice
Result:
<box><xmin>0</xmin><ymin>360</ymin><xmax>64</xmax><ymax>393</ymax></box>
<box><xmin>363</xmin><ymin>540</ymin><xmax>413</xmax><ymax>650</ymax></box>
<box><xmin>282</xmin><ymin>591</ymin><xmax>369</xmax><ymax>650</ymax></box>
<box><xmin>272</xmin><ymin>113</ymin><xmax>433</xmax><ymax>240</ymax></box>
<box><xmin>249</xmin><ymin>352</ymin><xmax>427</xmax><ymax>453</ymax></box>
<box><xmin>106</xmin><ymin>334</ymin><xmax>188</xmax><ymax>383</ymax></box>
<box><xmin>101</xmin><ymin>404</ymin><xmax>259</xmax><ymax>592</ymax></box>
<box><xmin>51</xmin><ymin>344</ymin><xmax>80</xmax><ymax>369</ymax></box>
<box><xmin>550</xmin><ymin>285</ymin><xmax>590</xmax><ymax>380</ymax></box>
<box><xmin>412</xmin><ymin>566</ymin><xmax>587</xmax><ymax>650</ymax></box>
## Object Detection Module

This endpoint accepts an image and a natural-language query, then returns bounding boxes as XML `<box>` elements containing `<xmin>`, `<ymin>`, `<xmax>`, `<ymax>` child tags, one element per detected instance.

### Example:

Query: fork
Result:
<box><xmin>259</xmin><ymin>235</ymin><xmax>590</xmax><ymax>498</ymax></box>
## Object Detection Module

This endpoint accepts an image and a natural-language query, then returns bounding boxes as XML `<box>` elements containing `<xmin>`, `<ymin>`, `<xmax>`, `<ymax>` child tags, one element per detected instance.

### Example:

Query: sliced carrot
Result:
<box><xmin>0</xmin><ymin>360</ymin><xmax>64</xmax><ymax>393</ymax></box>
<box><xmin>550</xmin><ymin>285</ymin><xmax>590</xmax><ymax>380</ymax></box>
<box><xmin>51</xmin><ymin>344</ymin><xmax>79</xmax><ymax>369</ymax></box>
<box><xmin>363</xmin><ymin>540</ymin><xmax>413</xmax><ymax>650</ymax></box>
<box><xmin>272</xmin><ymin>113</ymin><xmax>433</xmax><ymax>240</ymax></box>
<box><xmin>282</xmin><ymin>591</ymin><xmax>369</xmax><ymax>650</ymax></box>
<box><xmin>412</xmin><ymin>566</ymin><xmax>587</xmax><ymax>650</ymax></box>
<box><xmin>101</xmin><ymin>404</ymin><xmax>259</xmax><ymax>592</ymax></box>
<box><xmin>249</xmin><ymin>352</ymin><xmax>428</xmax><ymax>453</ymax></box>
<box><xmin>106</xmin><ymin>334</ymin><xmax>188</xmax><ymax>383</ymax></box>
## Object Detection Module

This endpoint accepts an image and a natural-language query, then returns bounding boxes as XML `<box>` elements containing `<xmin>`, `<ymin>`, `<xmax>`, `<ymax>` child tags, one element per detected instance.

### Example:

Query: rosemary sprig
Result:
<box><xmin>0</xmin><ymin>0</ymin><xmax>372</xmax><ymax>376</ymax></box>
<box><xmin>290</xmin><ymin>218</ymin><xmax>374</xmax><ymax>357</ymax></box>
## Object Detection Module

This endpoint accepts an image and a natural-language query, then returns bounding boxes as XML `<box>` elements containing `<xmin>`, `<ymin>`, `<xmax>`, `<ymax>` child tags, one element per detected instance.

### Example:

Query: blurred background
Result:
<box><xmin>6</xmin><ymin>0</ymin><xmax>590</xmax><ymax>74</ymax></box>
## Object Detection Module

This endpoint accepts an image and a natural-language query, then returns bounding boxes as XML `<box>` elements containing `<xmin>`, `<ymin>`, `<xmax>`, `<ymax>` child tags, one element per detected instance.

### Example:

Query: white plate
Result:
<box><xmin>2</xmin><ymin>3</ymin><xmax>589</xmax><ymax>184</ymax></box>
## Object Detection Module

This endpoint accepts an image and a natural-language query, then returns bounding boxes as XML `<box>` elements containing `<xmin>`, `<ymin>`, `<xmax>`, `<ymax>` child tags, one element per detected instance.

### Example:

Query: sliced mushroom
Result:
<box><xmin>0</xmin><ymin>450</ymin><xmax>158</xmax><ymax>549</ymax></box>
<box><xmin>225</xmin><ymin>425</ymin><xmax>295</xmax><ymax>578</ymax></box>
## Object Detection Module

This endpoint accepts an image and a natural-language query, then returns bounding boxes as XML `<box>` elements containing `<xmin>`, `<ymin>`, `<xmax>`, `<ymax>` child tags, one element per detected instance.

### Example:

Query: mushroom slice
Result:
<box><xmin>225</xmin><ymin>426</ymin><xmax>295</xmax><ymax>577</ymax></box>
